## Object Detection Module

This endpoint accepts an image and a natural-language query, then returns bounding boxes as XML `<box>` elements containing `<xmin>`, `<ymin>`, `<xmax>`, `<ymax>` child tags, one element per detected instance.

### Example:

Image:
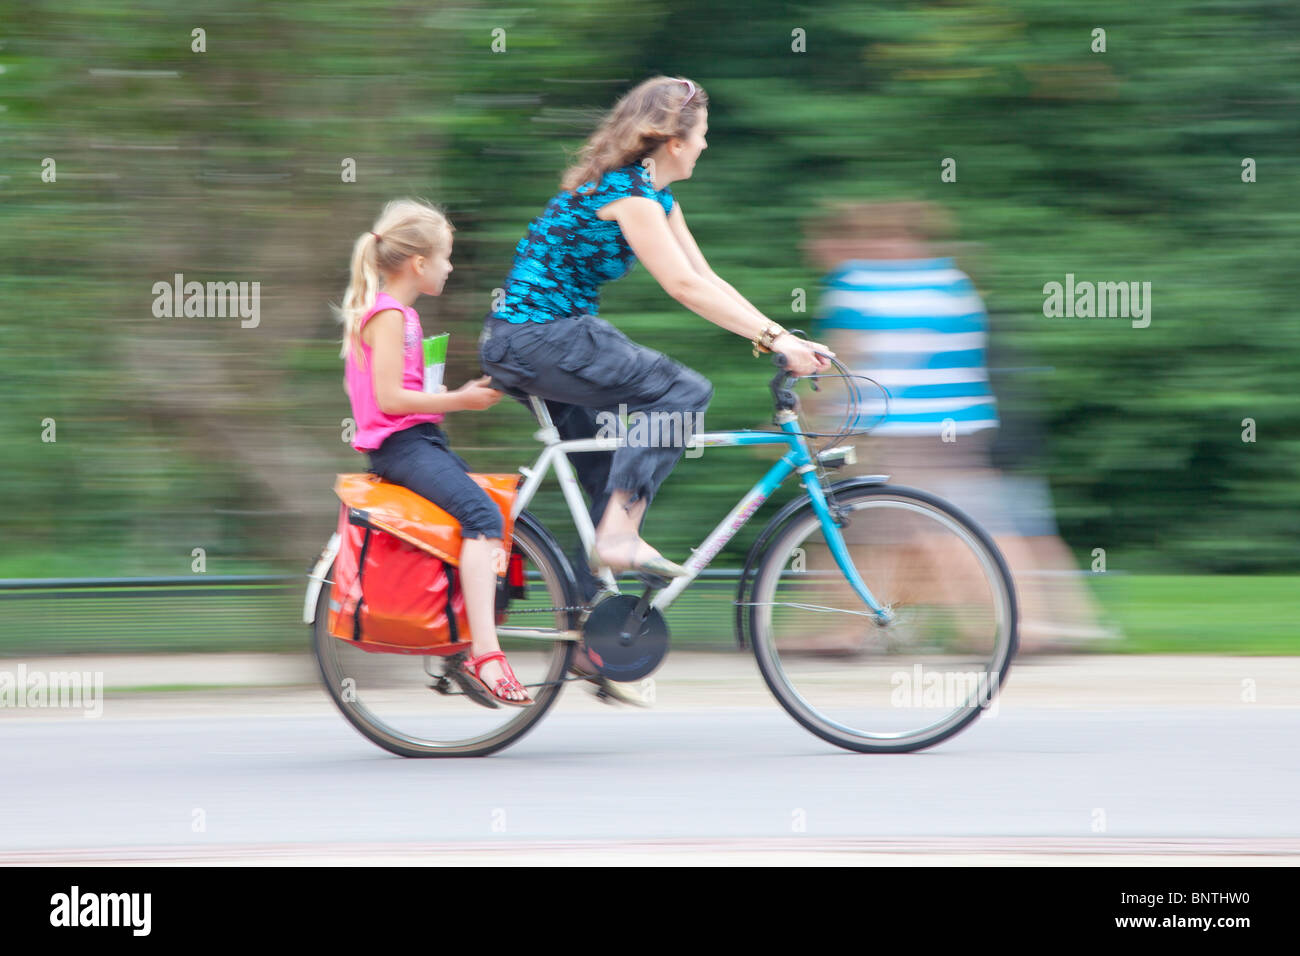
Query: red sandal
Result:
<box><xmin>461</xmin><ymin>650</ymin><xmax>535</xmax><ymax>708</ymax></box>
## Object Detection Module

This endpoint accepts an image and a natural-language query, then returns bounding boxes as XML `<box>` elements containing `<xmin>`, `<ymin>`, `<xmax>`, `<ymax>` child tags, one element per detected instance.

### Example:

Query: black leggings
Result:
<box><xmin>478</xmin><ymin>312</ymin><xmax>714</xmax><ymax>525</ymax></box>
<box><xmin>366</xmin><ymin>422</ymin><xmax>504</xmax><ymax>541</ymax></box>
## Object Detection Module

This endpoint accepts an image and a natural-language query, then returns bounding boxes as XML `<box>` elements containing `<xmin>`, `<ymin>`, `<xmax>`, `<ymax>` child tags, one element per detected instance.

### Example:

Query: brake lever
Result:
<box><xmin>808</xmin><ymin>351</ymin><xmax>834</xmax><ymax>392</ymax></box>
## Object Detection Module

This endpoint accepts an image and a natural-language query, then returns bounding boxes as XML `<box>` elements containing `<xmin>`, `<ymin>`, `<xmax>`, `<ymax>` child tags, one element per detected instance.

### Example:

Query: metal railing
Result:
<box><xmin>0</xmin><ymin>571</ymin><xmax>747</xmax><ymax>656</ymax></box>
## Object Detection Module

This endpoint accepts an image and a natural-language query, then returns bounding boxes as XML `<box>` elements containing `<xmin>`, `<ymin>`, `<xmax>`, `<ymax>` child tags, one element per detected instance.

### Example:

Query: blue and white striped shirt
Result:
<box><xmin>814</xmin><ymin>257</ymin><xmax>999</xmax><ymax>436</ymax></box>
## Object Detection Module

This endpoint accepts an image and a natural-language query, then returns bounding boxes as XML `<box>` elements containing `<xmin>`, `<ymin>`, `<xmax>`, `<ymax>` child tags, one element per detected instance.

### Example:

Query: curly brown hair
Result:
<box><xmin>560</xmin><ymin>75</ymin><xmax>708</xmax><ymax>195</ymax></box>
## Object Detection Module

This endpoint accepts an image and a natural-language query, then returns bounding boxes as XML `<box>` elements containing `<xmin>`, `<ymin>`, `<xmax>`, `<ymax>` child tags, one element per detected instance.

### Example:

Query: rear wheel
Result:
<box><xmin>749</xmin><ymin>484</ymin><xmax>1017</xmax><ymax>753</ymax></box>
<box><xmin>312</xmin><ymin>515</ymin><xmax>577</xmax><ymax>757</ymax></box>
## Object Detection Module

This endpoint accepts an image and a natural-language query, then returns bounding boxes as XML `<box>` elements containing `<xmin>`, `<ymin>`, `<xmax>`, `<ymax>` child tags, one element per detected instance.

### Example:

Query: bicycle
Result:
<box><xmin>304</xmin><ymin>352</ymin><xmax>1018</xmax><ymax>756</ymax></box>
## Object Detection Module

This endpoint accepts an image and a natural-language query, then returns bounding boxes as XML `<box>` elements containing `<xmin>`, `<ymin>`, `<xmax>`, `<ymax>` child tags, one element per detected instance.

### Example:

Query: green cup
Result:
<box><xmin>422</xmin><ymin>333</ymin><xmax>448</xmax><ymax>392</ymax></box>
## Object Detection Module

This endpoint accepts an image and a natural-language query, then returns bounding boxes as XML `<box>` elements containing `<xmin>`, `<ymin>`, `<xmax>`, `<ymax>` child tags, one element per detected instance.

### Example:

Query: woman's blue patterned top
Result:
<box><xmin>488</xmin><ymin>162</ymin><xmax>676</xmax><ymax>324</ymax></box>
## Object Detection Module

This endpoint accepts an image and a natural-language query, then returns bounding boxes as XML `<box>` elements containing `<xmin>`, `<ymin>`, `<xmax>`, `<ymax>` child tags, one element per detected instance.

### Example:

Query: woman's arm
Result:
<box><xmin>706</xmin><ymin>272</ymin><xmax>769</xmax><ymax>324</ymax></box>
<box><xmin>607</xmin><ymin>197</ymin><xmax>832</xmax><ymax>373</ymax></box>
<box><xmin>666</xmin><ymin>204</ymin><xmax>768</xmax><ymax>325</ymax></box>
<box><xmin>368</xmin><ymin>310</ymin><xmax>501</xmax><ymax>415</ymax></box>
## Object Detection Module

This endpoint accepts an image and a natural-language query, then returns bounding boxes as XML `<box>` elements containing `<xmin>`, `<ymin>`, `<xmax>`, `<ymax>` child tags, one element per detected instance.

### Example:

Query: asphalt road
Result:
<box><xmin>2</xmin><ymin>653</ymin><xmax>1298</xmax><ymax>864</ymax></box>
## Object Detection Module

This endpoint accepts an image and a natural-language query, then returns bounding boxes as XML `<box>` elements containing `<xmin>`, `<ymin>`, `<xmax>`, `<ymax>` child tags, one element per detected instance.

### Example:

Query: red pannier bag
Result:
<box><xmin>326</xmin><ymin>472</ymin><xmax>521</xmax><ymax>656</ymax></box>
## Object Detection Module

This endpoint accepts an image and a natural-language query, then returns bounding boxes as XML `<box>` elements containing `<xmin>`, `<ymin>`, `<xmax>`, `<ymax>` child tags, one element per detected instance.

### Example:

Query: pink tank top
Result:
<box><xmin>344</xmin><ymin>292</ymin><xmax>444</xmax><ymax>452</ymax></box>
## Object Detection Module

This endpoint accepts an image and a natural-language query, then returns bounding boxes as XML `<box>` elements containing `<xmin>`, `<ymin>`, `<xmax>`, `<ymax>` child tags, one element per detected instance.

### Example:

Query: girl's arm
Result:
<box><xmin>368</xmin><ymin>310</ymin><xmax>501</xmax><ymax>415</ymax></box>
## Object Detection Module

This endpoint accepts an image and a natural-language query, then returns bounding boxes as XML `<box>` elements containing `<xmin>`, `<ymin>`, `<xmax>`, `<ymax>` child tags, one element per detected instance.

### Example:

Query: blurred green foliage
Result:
<box><xmin>1</xmin><ymin>0</ymin><xmax>1296</xmax><ymax>579</ymax></box>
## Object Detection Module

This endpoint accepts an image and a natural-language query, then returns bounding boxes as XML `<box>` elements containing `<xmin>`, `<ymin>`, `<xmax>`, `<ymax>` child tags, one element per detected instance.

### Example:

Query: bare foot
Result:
<box><xmin>593</xmin><ymin>532</ymin><xmax>664</xmax><ymax>572</ymax></box>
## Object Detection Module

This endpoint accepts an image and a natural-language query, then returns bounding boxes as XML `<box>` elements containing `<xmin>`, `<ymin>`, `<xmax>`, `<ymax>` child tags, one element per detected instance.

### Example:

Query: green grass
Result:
<box><xmin>666</xmin><ymin>573</ymin><xmax>1300</xmax><ymax>655</ymax></box>
<box><xmin>668</xmin><ymin>574</ymin><xmax>1300</xmax><ymax>655</ymax></box>
<box><xmin>1090</xmin><ymin>575</ymin><xmax>1298</xmax><ymax>654</ymax></box>
<box><xmin>0</xmin><ymin>575</ymin><xmax>1295</xmax><ymax>657</ymax></box>
<box><xmin>0</xmin><ymin>588</ymin><xmax>305</xmax><ymax>656</ymax></box>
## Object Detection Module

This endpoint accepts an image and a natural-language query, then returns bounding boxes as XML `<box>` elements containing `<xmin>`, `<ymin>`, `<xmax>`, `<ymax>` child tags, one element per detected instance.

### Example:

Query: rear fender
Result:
<box><xmin>303</xmin><ymin>532</ymin><xmax>342</xmax><ymax>624</ymax></box>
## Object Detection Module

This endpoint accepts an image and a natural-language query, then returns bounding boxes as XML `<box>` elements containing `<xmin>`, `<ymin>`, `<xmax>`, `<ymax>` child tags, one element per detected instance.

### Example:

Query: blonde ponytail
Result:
<box><xmin>339</xmin><ymin>232</ymin><xmax>383</xmax><ymax>371</ymax></box>
<box><xmin>336</xmin><ymin>198</ymin><xmax>454</xmax><ymax>374</ymax></box>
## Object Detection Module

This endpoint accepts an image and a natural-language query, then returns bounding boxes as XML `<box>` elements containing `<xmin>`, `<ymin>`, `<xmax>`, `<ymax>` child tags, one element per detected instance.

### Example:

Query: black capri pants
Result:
<box><xmin>366</xmin><ymin>422</ymin><xmax>504</xmax><ymax>541</ymax></box>
<box><xmin>478</xmin><ymin>312</ymin><xmax>714</xmax><ymax>526</ymax></box>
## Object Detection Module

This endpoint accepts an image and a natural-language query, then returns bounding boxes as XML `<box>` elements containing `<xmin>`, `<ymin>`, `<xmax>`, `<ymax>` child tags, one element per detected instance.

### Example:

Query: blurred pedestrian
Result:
<box><xmin>802</xmin><ymin>200</ymin><xmax>1114</xmax><ymax>651</ymax></box>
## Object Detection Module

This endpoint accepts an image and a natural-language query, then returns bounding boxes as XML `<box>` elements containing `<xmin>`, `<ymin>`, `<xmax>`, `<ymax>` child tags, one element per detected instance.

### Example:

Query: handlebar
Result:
<box><xmin>770</xmin><ymin>350</ymin><xmax>831</xmax><ymax>412</ymax></box>
<box><xmin>772</xmin><ymin>348</ymin><xmax>834</xmax><ymax>374</ymax></box>
<box><xmin>767</xmin><ymin>348</ymin><xmax>890</xmax><ymax>445</ymax></box>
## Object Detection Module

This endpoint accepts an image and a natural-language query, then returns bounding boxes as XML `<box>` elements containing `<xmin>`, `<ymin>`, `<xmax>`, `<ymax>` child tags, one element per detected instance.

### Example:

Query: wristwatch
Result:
<box><xmin>752</xmin><ymin>321</ymin><xmax>787</xmax><ymax>358</ymax></box>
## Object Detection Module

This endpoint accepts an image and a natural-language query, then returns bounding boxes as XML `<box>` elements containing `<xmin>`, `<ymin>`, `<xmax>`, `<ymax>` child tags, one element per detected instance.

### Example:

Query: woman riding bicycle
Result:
<box><xmin>480</xmin><ymin>74</ymin><xmax>833</xmax><ymax>582</ymax></box>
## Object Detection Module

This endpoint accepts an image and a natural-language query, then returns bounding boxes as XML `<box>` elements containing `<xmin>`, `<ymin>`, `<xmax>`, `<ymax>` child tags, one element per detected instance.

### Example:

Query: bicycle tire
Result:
<box><xmin>749</xmin><ymin>484</ymin><xmax>1018</xmax><ymax>753</ymax></box>
<box><xmin>312</xmin><ymin>512</ymin><xmax>576</xmax><ymax>757</ymax></box>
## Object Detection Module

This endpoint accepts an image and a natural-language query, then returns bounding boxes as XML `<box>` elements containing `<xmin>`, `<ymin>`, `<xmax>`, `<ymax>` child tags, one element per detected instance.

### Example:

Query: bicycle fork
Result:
<box><xmin>782</xmin><ymin>417</ymin><xmax>895</xmax><ymax>626</ymax></box>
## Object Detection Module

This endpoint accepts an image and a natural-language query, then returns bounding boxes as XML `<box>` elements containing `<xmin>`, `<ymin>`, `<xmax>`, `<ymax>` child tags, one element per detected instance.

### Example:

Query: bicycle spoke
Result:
<box><xmin>739</xmin><ymin>600</ymin><xmax>881</xmax><ymax>617</ymax></box>
<box><xmin>749</xmin><ymin>486</ymin><xmax>1017</xmax><ymax>753</ymax></box>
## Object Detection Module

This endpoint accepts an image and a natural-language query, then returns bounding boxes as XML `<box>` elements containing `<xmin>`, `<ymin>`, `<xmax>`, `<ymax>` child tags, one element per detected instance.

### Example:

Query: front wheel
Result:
<box><xmin>748</xmin><ymin>484</ymin><xmax>1018</xmax><ymax>753</ymax></box>
<box><xmin>312</xmin><ymin>513</ymin><xmax>577</xmax><ymax>757</ymax></box>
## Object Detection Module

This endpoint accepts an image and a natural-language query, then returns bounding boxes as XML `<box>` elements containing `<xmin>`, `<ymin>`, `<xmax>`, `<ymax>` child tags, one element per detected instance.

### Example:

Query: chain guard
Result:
<box><xmin>580</xmin><ymin>594</ymin><xmax>670</xmax><ymax>682</ymax></box>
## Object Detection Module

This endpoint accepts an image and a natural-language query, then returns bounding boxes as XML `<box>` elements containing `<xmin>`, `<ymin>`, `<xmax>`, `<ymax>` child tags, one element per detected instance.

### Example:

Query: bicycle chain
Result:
<box><xmin>503</xmin><ymin>604</ymin><xmax>594</xmax><ymax>616</ymax></box>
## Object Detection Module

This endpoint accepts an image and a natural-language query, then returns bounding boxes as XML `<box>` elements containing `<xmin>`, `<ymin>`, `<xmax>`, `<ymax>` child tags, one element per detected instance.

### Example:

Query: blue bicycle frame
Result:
<box><xmin>508</xmin><ymin>397</ymin><xmax>892</xmax><ymax>623</ymax></box>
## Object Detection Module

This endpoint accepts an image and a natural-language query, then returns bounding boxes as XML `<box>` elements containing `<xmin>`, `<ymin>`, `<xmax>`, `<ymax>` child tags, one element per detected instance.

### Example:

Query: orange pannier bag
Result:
<box><xmin>326</xmin><ymin>472</ymin><xmax>521</xmax><ymax>655</ymax></box>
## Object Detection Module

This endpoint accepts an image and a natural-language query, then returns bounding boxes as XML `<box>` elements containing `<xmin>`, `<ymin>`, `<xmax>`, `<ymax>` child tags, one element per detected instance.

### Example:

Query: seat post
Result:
<box><xmin>528</xmin><ymin>395</ymin><xmax>554</xmax><ymax>428</ymax></box>
<box><xmin>528</xmin><ymin>395</ymin><xmax>560</xmax><ymax>445</ymax></box>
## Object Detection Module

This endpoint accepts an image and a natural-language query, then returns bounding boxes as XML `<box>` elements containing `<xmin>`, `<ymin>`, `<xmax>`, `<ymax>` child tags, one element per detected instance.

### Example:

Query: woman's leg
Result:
<box><xmin>589</xmin><ymin>341</ymin><xmax>712</xmax><ymax>569</ymax></box>
<box><xmin>545</xmin><ymin>399</ymin><xmax>615</xmax><ymax>531</ymax></box>
<box><xmin>532</xmin><ymin>317</ymin><xmax>713</xmax><ymax>567</ymax></box>
<box><xmin>368</xmin><ymin>427</ymin><xmax>527</xmax><ymax>702</ymax></box>
<box><xmin>482</xmin><ymin>314</ymin><xmax>713</xmax><ymax>568</ymax></box>
<box><xmin>594</xmin><ymin>493</ymin><xmax>655</xmax><ymax>567</ymax></box>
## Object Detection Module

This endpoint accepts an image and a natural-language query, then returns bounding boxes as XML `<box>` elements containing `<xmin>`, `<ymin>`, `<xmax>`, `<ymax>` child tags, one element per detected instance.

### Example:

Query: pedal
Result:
<box><xmin>589</xmin><ymin>677</ymin><xmax>654</xmax><ymax>708</ymax></box>
<box><xmin>440</xmin><ymin>653</ymin><xmax>501</xmax><ymax>710</ymax></box>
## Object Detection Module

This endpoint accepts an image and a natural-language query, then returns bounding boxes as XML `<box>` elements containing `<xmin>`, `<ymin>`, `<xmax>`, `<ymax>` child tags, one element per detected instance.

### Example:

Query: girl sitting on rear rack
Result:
<box><xmin>339</xmin><ymin>198</ymin><xmax>532</xmax><ymax>707</ymax></box>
